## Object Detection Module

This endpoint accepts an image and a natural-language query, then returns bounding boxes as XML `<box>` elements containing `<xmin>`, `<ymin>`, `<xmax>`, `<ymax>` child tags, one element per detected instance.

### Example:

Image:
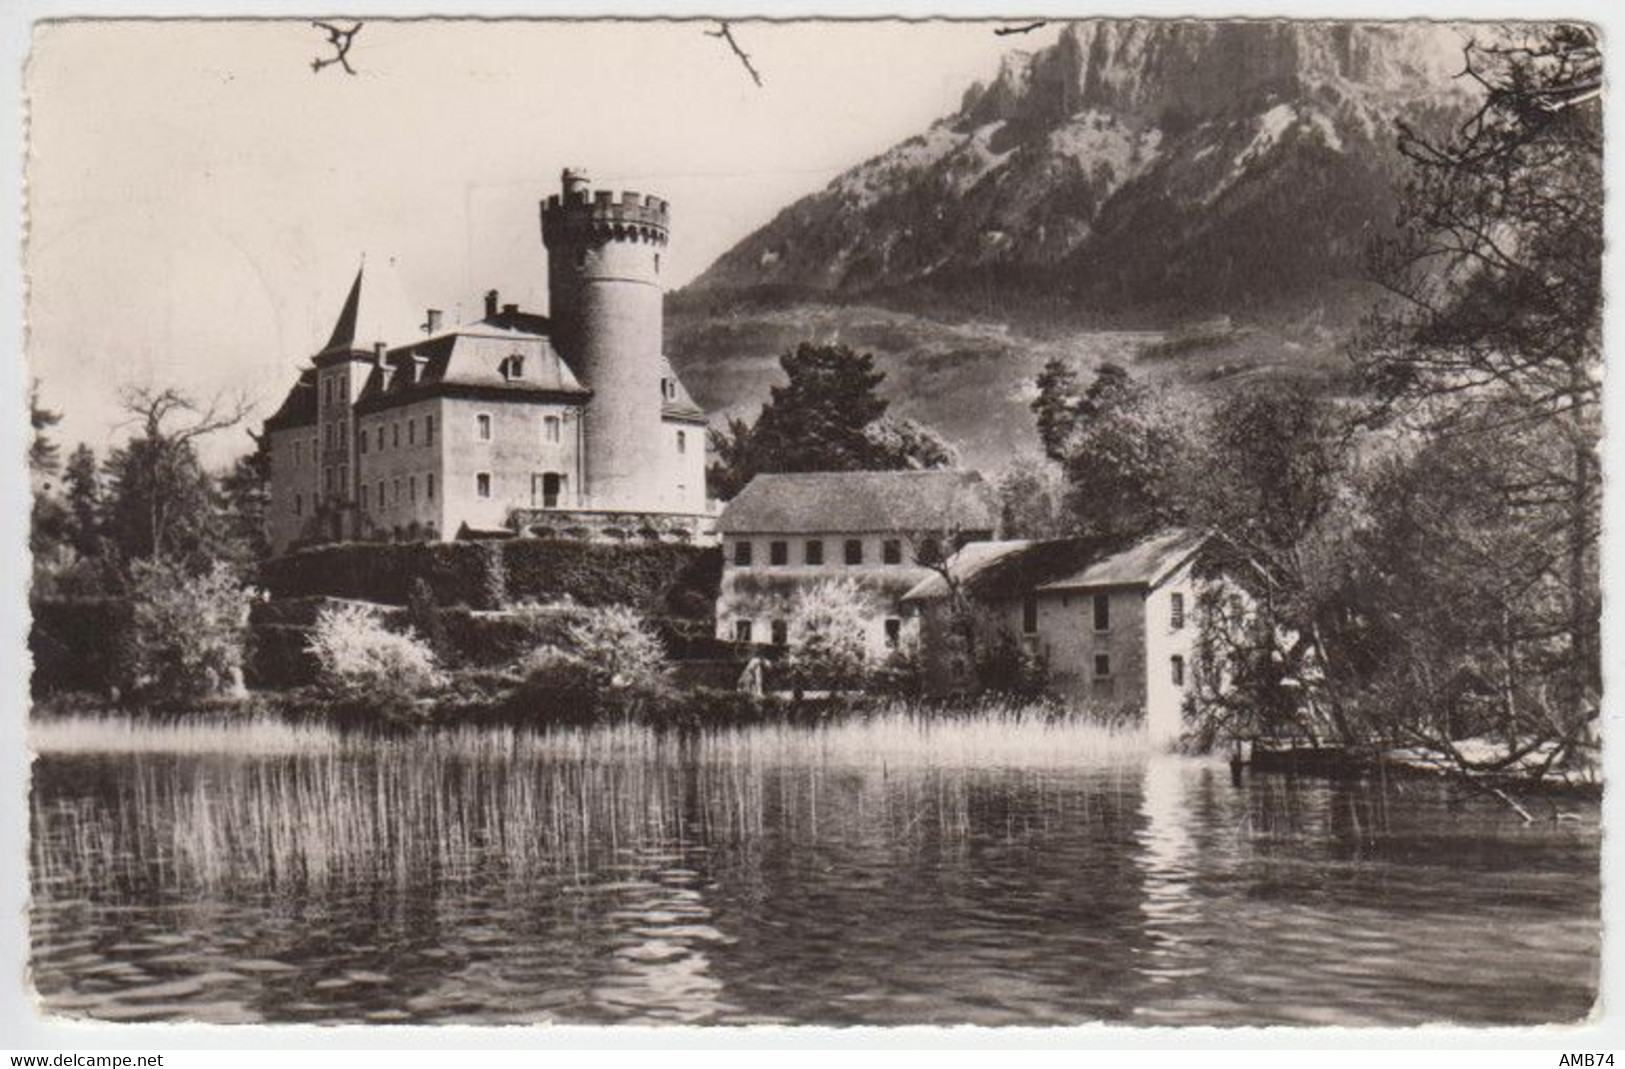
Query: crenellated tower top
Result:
<box><xmin>541</xmin><ymin>167</ymin><xmax>670</xmax><ymax>249</ymax></box>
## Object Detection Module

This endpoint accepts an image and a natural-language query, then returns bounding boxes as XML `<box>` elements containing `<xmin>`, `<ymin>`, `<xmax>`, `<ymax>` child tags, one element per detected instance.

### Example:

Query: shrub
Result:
<box><xmin>29</xmin><ymin>597</ymin><xmax>135</xmax><ymax>696</ymax></box>
<box><xmin>511</xmin><ymin>606</ymin><xmax>672</xmax><ymax>722</ymax></box>
<box><xmin>305</xmin><ymin>602</ymin><xmax>445</xmax><ymax>721</ymax></box>
<box><xmin>788</xmin><ymin>578</ymin><xmax>876</xmax><ymax>687</ymax></box>
<box><xmin>125</xmin><ymin>559</ymin><xmax>251</xmax><ymax>703</ymax></box>
<box><xmin>974</xmin><ymin>627</ymin><xmax>1050</xmax><ymax>699</ymax></box>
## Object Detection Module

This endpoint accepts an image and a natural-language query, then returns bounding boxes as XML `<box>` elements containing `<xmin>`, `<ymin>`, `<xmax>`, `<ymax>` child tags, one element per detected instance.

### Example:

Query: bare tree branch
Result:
<box><xmin>312</xmin><ymin>20</ymin><xmax>362</xmax><ymax>76</ymax></box>
<box><xmin>706</xmin><ymin>22</ymin><xmax>762</xmax><ymax>88</ymax></box>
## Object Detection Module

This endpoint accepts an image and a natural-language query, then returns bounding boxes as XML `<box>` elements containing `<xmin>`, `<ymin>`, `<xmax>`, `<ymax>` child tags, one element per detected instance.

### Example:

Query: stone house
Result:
<box><xmin>263</xmin><ymin>169</ymin><xmax>709</xmax><ymax>555</ymax></box>
<box><xmin>714</xmin><ymin>470</ymin><xmax>998</xmax><ymax>657</ymax></box>
<box><xmin>901</xmin><ymin>529</ymin><xmax>1210</xmax><ymax>745</ymax></box>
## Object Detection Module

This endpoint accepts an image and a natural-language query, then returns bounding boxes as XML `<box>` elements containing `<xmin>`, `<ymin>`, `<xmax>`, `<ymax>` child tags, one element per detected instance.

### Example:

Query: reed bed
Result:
<box><xmin>30</xmin><ymin>701</ymin><xmax>1152</xmax><ymax>901</ymax></box>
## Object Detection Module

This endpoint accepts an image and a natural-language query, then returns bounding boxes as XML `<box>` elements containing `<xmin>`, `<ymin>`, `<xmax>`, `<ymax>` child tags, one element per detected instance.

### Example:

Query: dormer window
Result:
<box><xmin>500</xmin><ymin>354</ymin><xmax>525</xmax><ymax>381</ymax></box>
<box><xmin>660</xmin><ymin>378</ymin><xmax>678</xmax><ymax>402</ymax></box>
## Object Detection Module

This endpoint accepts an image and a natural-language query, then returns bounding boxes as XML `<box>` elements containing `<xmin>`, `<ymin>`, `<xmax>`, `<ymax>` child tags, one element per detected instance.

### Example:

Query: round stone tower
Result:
<box><xmin>541</xmin><ymin>167</ymin><xmax>672</xmax><ymax>513</ymax></box>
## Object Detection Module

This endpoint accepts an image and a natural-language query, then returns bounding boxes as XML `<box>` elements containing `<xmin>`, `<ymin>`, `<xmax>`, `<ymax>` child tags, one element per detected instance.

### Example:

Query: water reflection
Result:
<box><xmin>29</xmin><ymin>720</ymin><xmax>1601</xmax><ymax>1026</ymax></box>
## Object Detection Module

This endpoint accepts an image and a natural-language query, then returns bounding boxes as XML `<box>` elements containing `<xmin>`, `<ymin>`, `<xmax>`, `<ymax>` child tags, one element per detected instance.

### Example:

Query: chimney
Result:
<box><xmin>484</xmin><ymin>290</ymin><xmax>499</xmax><ymax>319</ymax></box>
<box><xmin>424</xmin><ymin>309</ymin><xmax>442</xmax><ymax>335</ymax></box>
<box><xmin>502</xmin><ymin>303</ymin><xmax>518</xmax><ymax>317</ymax></box>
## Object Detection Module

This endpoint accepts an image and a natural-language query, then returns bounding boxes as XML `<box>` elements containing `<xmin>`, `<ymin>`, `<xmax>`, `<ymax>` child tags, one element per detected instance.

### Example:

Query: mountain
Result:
<box><xmin>669</xmin><ymin>20</ymin><xmax>1480</xmax><ymax>468</ymax></box>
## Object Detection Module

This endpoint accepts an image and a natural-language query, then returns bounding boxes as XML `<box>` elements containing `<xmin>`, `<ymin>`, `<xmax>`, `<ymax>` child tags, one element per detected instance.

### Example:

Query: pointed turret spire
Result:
<box><xmin>314</xmin><ymin>255</ymin><xmax>420</xmax><ymax>360</ymax></box>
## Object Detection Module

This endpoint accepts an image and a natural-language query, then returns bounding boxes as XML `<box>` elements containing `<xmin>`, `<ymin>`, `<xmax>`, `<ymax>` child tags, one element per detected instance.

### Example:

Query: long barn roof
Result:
<box><xmin>719</xmin><ymin>470</ymin><xmax>997</xmax><ymax>535</ymax></box>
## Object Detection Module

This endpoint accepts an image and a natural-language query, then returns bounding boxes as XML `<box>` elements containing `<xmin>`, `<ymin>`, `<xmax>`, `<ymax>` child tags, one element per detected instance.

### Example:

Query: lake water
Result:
<box><xmin>28</xmin><ymin>715</ymin><xmax>1600</xmax><ymax>1027</ymax></box>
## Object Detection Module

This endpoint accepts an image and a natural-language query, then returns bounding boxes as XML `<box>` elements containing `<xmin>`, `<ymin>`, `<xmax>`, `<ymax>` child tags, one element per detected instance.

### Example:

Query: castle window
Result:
<box><xmin>575</xmin><ymin>248</ymin><xmax>587</xmax><ymax>270</ymax></box>
<box><xmin>325</xmin><ymin>424</ymin><xmax>334</xmax><ymax>450</ymax></box>
<box><xmin>377</xmin><ymin>480</ymin><xmax>385</xmax><ymax>509</ymax></box>
<box><xmin>770</xmin><ymin>541</ymin><xmax>788</xmax><ymax>566</ymax></box>
<box><xmin>338</xmin><ymin>422</ymin><xmax>347</xmax><ymax>448</ymax></box>
<box><xmin>408</xmin><ymin>419</ymin><xmax>416</xmax><ymax>446</ymax></box>
<box><xmin>676</xmin><ymin>430</ymin><xmax>686</xmax><ymax>454</ymax></box>
<box><xmin>339</xmin><ymin>377</ymin><xmax>348</xmax><ymax>401</ymax></box>
<box><xmin>426</xmin><ymin>473</ymin><xmax>435</xmax><ymax>501</ymax></box>
<box><xmin>338</xmin><ymin>464</ymin><xmax>347</xmax><ymax>491</ymax></box>
<box><xmin>885</xmin><ymin>619</ymin><xmax>902</xmax><ymax>648</ymax></box>
<box><xmin>476</xmin><ymin>472</ymin><xmax>491</xmax><ymax>498</ymax></box>
<box><xmin>733</xmin><ymin>540</ymin><xmax>753</xmax><ymax>567</ymax></box>
<box><xmin>323</xmin><ymin>467</ymin><xmax>332</xmax><ymax>494</ymax></box>
<box><xmin>393</xmin><ymin>477</ymin><xmax>401</xmax><ymax>504</ymax></box>
<box><xmin>1023</xmin><ymin>595</ymin><xmax>1039</xmax><ymax>634</ymax></box>
<box><xmin>1094</xmin><ymin>593</ymin><xmax>1110</xmax><ymax>632</ymax></box>
<box><xmin>882</xmin><ymin>539</ymin><xmax>902</xmax><ymax>565</ymax></box>
<box><xmin>1171</xmin><ymin>593</ymin><xmax>1185</xmax><ymax>630</ymax></box>
<box><xmin>733</xmin><ymin>619</ymin><xmax>753</xmax><ymax>644</ymax></box>
<box><xmin>358</xmin><ymin>429</ymin><xmax>367</xmax><ymax>455</ymax></box>
<box><xmin>360</xmin><ymin>484</ymin><xmax>368</xmax><ymax>510</ymax></box>
<box><xmin>1095</xmin><ymin>653</ymin><xmax>1112</xmax><ymax>678</ymax></box>
<box><xmin>294</xmin><ymin>493</ymin><xmax>302</xmax><ymax>517</ymax></box>
<box><xmin>654</xmin><ymin>253</ymin><xmax>661</xmax><ymax>275</ymax></box>
<box><xmin>392</xmin><ymin>423</ymin><xmax>400</xmax><ymax>448</ymax></box>
<box><xmin>661</xmin><ymin>378</ymin><xmax>677</xmax><ymax>402</ymax></box>
<box><xmin>425</xmin><ymin>415</ymin><xmax>435</xmax><ymax>445</ymax></box>
<box><xmin>771</xmin><ymin>619</ymin><xmax>788</xmax><ymax>646</ymax></box>
<box><xmin>500</xmin><ymin>354</ymin><xmax>524</xmax><ymax>381</ymax></box>
<box><xmin>376</xmin><ymin>427</ymin><xmax>384</xmax><ymax>452</ymax></box>
<box><xmin>323</xmin><ymin>379</ymin><xmax>332</xmax><ymax>406</ymax></box>
<box><xmin>805</xmin><ymin>539</ymin><xmax>824</xmax><ymax>566</ymax></box>
<box><xmin>844</xmin><ymin>539</ymin><xmax>864</xmax><ymax>566</ymax></box>
<box><xmin>410</xmin><ymin>475</ymin><xmax>417</xmax><ymax>503</ymax></box>
<box><xmin>534</xmin><ymin>472</ymin><xmax>562</xmax><ymax>509</ymax></box>
<box><xmin>544</xmin><ymin>416</ymin><xmax>561</xmax><ymax>444</ymax></box>
<box><xmin>477</xmin><ymin>414</ymin><xmax>492</xmax><ymax>441</ymax></box>
<box><xmin>1171</xmin><ymin>655</ymin><xmax>1186</xmax><ymax>688</ymax></box>
<box><xmin>295</xmin><ymin>440</ymin><xmax>302</xmax><ymax>465</ymax></box>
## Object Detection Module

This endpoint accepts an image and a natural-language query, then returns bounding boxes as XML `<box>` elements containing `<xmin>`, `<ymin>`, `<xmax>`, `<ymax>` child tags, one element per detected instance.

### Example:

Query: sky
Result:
<box><xmin>25</xmin><ymin>18</ymin><xmax>1064</xmax><ymax>466</ymax></box>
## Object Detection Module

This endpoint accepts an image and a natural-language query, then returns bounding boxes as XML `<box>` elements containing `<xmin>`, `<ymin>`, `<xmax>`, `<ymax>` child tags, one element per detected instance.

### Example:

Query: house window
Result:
<box><xmin>424</xmin><ymin>415</ymin><xmax>435</xmax><ymax>445</ymax></box>
<box><xmin>884</xmin><ymin>619</ymin><xmax>902</xmax><ymax>648</ymax></box>
<box><xmin>1022</xmin><ymin>595</ymin><xmax>1038</xmax><ymax>634</ymax></box>
<box><xmin>1171</xmin><ymin>593</ymin><xmax>1185</xmax><ymax>630</ymax></box>
<box><xmin>771</xmin><ymin>620</ymin><xmax>788</xmax><ymax>646</ymax></box>
<box><xmin>294</xmin><ymin>493</ymin><xmax>302</xmax><ymax>516</ymax></box>
<box><xmin>770</xmin><ymin>541</ymin><xmax>788</xmax><ymax>566</ymax></box>
<box><xmin>676</xmin><ymin>430</ymin><xmax>687</xmax><ymax>454</ymax></box>
<box><xmin>426</xmin><ymin>473</ymin><xmax>435</xmax><ymax>501</ymax></box>
<box><xmin>1095</xmin><ymin>653</ymin><xmax>1112</xmax><ymax>678</ymax></box>
<box><xmin>408</xmin><ymin>419</ymin><xmax>416</xmax><ymax>446</ymax></box>
<box><xmin>476</xmin><ymin>472</ymin><xmax>491</xmax><ymax>498</ymax></box>
<box><xmin>805</xmin><ymin>539</ymin><xmax>824</xmax><ymax>565</ymax></box>
<box><xmin>844</xmin><ymin>539</ymin><xmax>864</xmax><ymax>565</ymax></box>
<box><xmin>734</xmin><ymin>619</ymin><xmax>753</xmax><ymax>644</ymax></box>
<box><xmin>1093</xmin><ymin>593</ymin><xmax>1110</xmax><ymax>632</ymax></box>
<box><xmin>544</xmin><ymin>416</ymin><xmax>561</xmax><ymax>444</ymax></box>
<box><xmin>918</xmin><ymin>537</ymin><xmax>941</xmax><ymax>566</ymax></box>
<box><xmin>1171</xmin><ymin>655</ymin><xmax>1186</xmax><ymax>687</ymax></box>
<box><xmin>477</xmin><ymin>414</ymin><xmax>492</xmax><ymax>441</ymax></box>
<box><xmin>733</xmin><ymin>540</ymin><xmax>753</xmax><ymax>567</ymax></box>
<box><xmin>883</xmin><ymin>539</ymin><xmax>902</xmax><ymax>565</ymax></box>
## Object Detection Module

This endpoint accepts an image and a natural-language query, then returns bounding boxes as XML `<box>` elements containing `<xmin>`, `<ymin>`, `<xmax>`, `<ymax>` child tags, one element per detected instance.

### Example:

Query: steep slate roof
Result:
<box><xmin>903</xmin><ymin>529</ymin><xmax>1206</xmax><ymax>602</ymax></box>
<box><xmin>354</xmin><ymin>324</ymin><xmax>588</xmax><ymax>414</ymax></box>
<box><xmin>315</xmin><ymin>261</ymin><xmax>423</xmax><ymax>362</ymax></box>
<box><xmin>1037</xmin><ymin>529</ymin><xmax>1206</xmax><ymax>591</ymax></box>
<box><xmin>263</xmin><ymin>368</ymin><xmax>319</xmax><ymax>431</ymax></box>
<box><xmin>719</xmin><ymin>470</ymin><xmax>997</xmax><ymax>535</ymax></box>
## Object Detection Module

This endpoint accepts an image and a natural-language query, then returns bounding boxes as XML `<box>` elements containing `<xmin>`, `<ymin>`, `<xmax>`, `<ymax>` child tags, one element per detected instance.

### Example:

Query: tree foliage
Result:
<box><xmin>126</xmin><ymin>558</ymin><xmax>251</xmax><ymax>702</ymax></box>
